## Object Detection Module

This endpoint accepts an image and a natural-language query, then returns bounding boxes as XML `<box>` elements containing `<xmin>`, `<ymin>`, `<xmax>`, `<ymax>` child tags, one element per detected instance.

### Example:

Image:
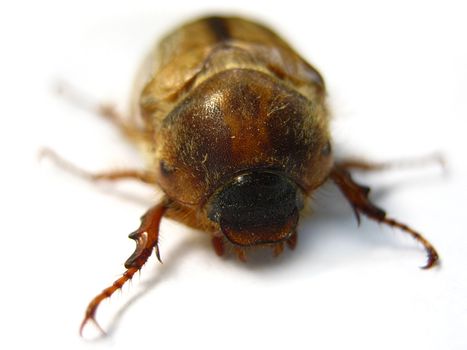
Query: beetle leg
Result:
<box><xmin>211</xmin><ymin>235</ymin><xmax>225</xmax><ymax>257</ymax></box>
<box><xmin>55</xmin><ymin>81</ymin><xmax>149</xmax><ymax>142</ymax></box>
<box><xmin>79</xmin><ymin>201</ymin><xmax>168</xmax><ymax>336</ymax></box>
<box><xmin>97</xmin><ymin>104</ymin><xmax>149</xmax><ymax>142</ymax></box>
<box><xmin>330</xmin><ymin>166</ymin><xmax>439</xmax><ymax>269</ymax></box>
<box><xmin>234</xmin><ymin>247</ymin><xmax>248</xmax><ymax>262</ymax></box>
<box><xmin>272</xmin><ymin>241</ymin><xmax>285</xmax><ymax>257</ymax></box>
<box><xmin>40</xmin><ymin>148</ymin><xmax>157</xmax><ymax>184</ymax></box>
<box><xmin>286</xmin><ymin>231</ymin><xmax>298</xmax><ymax>250</ymax></box>
<box><xmin>337</xmin><ymin>153</ymin><xmax>444</xmax><ymax>172</ymax></box>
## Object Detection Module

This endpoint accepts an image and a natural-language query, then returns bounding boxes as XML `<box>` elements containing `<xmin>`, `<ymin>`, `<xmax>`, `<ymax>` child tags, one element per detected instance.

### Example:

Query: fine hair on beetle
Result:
<box><xmin>44</xmin><ymin>15</ymin><xmax>440</xmax><ymax>336</ymax></box>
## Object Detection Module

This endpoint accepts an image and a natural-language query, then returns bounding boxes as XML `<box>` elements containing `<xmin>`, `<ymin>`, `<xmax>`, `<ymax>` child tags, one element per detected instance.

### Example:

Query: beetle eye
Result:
<box><xmin>321</xmin><ymin>141</ymin><xmax>332</xmax><ymax>156</ymax></box>
<box><xmin>159</xmin><ymin>160</ymin><xmax>174</xmax><ymax>176</ymax></box>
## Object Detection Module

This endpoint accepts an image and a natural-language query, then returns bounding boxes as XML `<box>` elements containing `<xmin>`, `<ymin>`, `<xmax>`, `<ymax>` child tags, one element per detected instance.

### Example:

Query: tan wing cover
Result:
<box><xmin>137</xmin><ymin>16</ymin><xmax>324</xmax><ymax>130</ymax></box>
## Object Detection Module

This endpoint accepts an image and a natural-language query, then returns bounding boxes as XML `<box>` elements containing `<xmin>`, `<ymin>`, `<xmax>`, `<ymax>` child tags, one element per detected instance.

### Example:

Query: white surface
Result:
<box><xmin>1</xmin><ymin>1</ymin><xmax>466</xmax><ymax>349</ymax></box>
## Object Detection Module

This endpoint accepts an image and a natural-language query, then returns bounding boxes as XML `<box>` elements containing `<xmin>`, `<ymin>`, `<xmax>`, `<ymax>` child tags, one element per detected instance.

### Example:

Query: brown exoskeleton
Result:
<box><xmin>59</xmin><ymin>16</ymin><xmax>439</xmax><ymax>335</ymax></box>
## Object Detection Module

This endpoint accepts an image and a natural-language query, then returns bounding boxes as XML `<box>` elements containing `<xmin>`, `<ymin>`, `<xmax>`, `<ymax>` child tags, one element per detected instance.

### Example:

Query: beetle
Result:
<box><xmin>57</xmin><ymin>15</ymin><xmax>439</xmax><ymax>335</ymax></box>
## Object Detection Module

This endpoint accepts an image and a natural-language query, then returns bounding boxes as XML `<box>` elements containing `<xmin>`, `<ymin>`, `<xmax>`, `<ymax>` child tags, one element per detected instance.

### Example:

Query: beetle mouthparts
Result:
<box><xmin>220</xmin><ymin>207</ymin><xmax>299</xmax><ymax>246</ymax></box>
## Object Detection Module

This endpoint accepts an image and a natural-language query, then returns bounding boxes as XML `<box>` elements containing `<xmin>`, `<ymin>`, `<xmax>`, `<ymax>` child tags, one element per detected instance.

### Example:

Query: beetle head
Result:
<box><xmin>208</xmin><ymin>171</ymin><xmax>303</xmax><ymax>246</ymax></box>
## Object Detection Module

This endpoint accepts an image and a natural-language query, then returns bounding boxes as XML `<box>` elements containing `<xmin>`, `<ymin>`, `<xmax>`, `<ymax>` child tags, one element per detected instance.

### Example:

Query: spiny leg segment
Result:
<box><xmin>330</xmin><ymin>164</ymin><xmax>439</xmax><ymax>268</ymax></box>
<box><xmin>79</xmin><ymin>201</ymin><xmax>168</xmax><ymax>336</ymax></box>
<box><xmin>52</xmin><ymin>82</ymin><xmax>165</xmax><ymax>335</ymax></box>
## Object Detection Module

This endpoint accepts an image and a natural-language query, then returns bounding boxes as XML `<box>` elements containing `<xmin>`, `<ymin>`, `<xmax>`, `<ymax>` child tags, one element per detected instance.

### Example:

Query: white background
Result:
<box><xmin>1</xmin><ymin>1</ymin><xmax>466</xmax><ymax>349</ymax></box>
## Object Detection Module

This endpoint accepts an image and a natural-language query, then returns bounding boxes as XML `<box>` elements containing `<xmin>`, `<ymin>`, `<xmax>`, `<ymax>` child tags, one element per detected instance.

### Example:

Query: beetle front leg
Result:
<box><xmin>329</xmin><ymin>165</ymin><xmax>439</xmax><ymax>269</ymax></box>
<box><xmin>80</xmin><ymin>200</ymin><xmax>168</xmax><ymax>336</ymax></box>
